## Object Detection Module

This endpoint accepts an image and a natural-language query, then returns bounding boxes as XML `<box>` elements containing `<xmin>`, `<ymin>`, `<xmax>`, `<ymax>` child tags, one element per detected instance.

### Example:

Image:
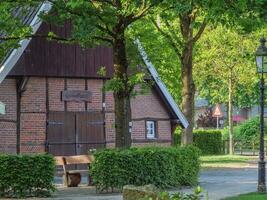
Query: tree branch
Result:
<box><xmin>48</xmin><ymin>0</ymin><xmax>115</xmax><ymax>37</ymax></box>
<box><xmin>151</xmin><ymin>19</ymin><xmax>181</xmax><ymax>58</ymax></box>
<box><xmin>93</xmin><ymin>36</ymin><xmax>113</xmax><ymax>44</ymax></box>
<box><xmin>191</xmin><ymin>20</ymin><xmax>207</xmax><ymax>43</ymax></box>
<box><xmin>131</xmin><ymin>4</ymin><xmax>153</xmax><ymax>22</ymax></box>
<box><xmin>162</xmin><ymin>18</ymin><xmax>183</xmax><ymax>48</ymax></box>
<box><xmin>0</xmin><ymin>34</ymin><xmax>76</xmax><ymax>43</ymax></box>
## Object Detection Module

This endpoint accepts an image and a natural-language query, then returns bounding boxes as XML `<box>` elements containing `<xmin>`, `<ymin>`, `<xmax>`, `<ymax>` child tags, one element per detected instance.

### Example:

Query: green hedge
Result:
<box><xmin>0</xmin><ymin>154</ymin><xmax>55</xmax><ymax>198</ymax></box>
<box><xmin>91</xmin><ymin>146</ymin><xmax>200</xmax><ymax>191</ymax></box>
<box><xmin>174</xmin><ymin>130</ymin><xmax>222</xmax><ymax>155</ymax></box>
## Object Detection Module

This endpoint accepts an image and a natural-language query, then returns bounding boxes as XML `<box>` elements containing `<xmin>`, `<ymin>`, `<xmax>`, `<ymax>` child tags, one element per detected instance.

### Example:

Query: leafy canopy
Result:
<box><xmin>194</xmin><ymin>25</ymin><xmax>261</xmax><ymax>108</ymax></box>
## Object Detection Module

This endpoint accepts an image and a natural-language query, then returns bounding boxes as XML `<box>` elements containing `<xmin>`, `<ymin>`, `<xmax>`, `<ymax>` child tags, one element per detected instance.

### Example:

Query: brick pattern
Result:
<box><xmin>131</xmin><ymin>121</ymin><xmax>146</xmax><ymax>140</ymax></box>
<box><xmin>87</xmin><ymin>79</ymin><xmax>103</xmax><ymax>111</ymax></box>
<box><xmin>0</xmin><ymin>122</ymin><xmax>16</xmax><ymax>153</ymax></box>
<box><xmin>0</xmin><ymin>76</ymin><xmax>174</xmax><ymax>154</ymax></box>
<box><xmin>105</xmin><ymin>112</ymin><xmax>115</xmax><ymax>143</ymax></box>
<box><xmin>158</xmin><ymin>121</ymin><xmax>172</xmax><ymax>140</ymax></box>
<box><xmin>0</xmin><ymin>79</ymin><xmax>17</xmax><ymax>120</ymax></box>
<box><xmin>0</xmin><ymin>79</ymin><xmax>17</xmax><ymax>153</ymax></box>
<box><xmin>105</xmin><ymin>91</ymin><xmax>114</xmax><ymax>112</ymax></box>
<box><xmin>48</xmin><ymin>78</ymin><xmax>64</xmax><ymax>111</ymax></box>
<box><xmin>20</xmin><ymin>113</ymin><xmax>46</xmax><ymax>153</ymax></box>
<box><xmin>20</xmin><ymin>77</ymin><xmax>47</xmax><ymax>153</ymax></box>
<box><xmin>67</xmin><ymin>79</ymin><xmax>86</xmax><ymax>112</ymax></box>
<box><xmin>21</xmin><ymin>78</ymin><xmax>46</xmax><ymax>113</ymax></box>
<box><xmin>131</xmin><ymin>87</ymin><xmax>170</xmax><ymax>119</ymax></box>
<box><xmin>104</xmin><ymin>86</ymin><xmax>173</xmax><ymax>146</ymax></box>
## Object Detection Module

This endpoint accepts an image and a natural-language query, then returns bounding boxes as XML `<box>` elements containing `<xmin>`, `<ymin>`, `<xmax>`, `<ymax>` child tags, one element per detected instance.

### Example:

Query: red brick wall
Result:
<box><xmin>131</xmin><ymin>88</ymin><xmax>170</xmax><ymax>119</ymax></box>
<box><xmin>20</xmin><ymin>77</ymin><xmax>46</xmax><ymax>153</ymax></box>
<box><xmin>87</xmin><ymin>79</ymin><xmax>103</xmax><ymax>111</ymax></box>
<box><xmin>0</xmin><ymin>79</ymin><xmax>17</xmax><ymax>153</ymax></box>
<box><xmin>0</xmin><ymin>76</ymin><xmax>173</xmax><ymax>154</ymax></box>
<box><xmin>48</xmin><ymin>78</ymin><xmax>64</xmax><ymax>111</ymax></box>
<box><xmin>105</xmin><ymin>86</ymin><xmax>173</xmax><ymax>145</ymax></box>
<box><xmin>131</xmin><ymin>88</ymin><xmax>172</xmax><ymax>143</ymax></box>
<box><xmin>0</xmin><ymin>122</ymin><xmax>17</xmax><ymax>153</ymax></box>
<box><xmin>21</xmin><ymin>78</ymin><xmax>46</xmax><ymax>113</ymax></box>
<box><xmin>20</xmin><ymin>113</ymin><xmax>46</xmax><ymax>153</ymax></box>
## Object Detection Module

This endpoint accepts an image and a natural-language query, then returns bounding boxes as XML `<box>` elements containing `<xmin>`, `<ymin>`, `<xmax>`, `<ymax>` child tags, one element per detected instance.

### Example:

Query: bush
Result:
<box><xmin>193</xmin><ymin>130</ymin><xmax>222</xmax><ymax>155</ymax></box>
<box><xmin>91</xmin><ymin>146</ymin><xmax>200</xmax><ymax>191</ymax></box>
<box><xmin>174</xmin><ymin>130</ymin><xmax>222</xmax><ymax>155</ymax></box>
<box><xmin>236</xmin><ymin>117</ymin><xmax>262</xmax><ymax>144</ymax></box>
<box><xmin>0</xmin><ymin>154</ymin><xmax>55</xmax><ymax>198</ymax></box>
<box><xmin>221</xmin><ymin>126</ymin><xmax>241</xmax><ymax>140</ymax></box>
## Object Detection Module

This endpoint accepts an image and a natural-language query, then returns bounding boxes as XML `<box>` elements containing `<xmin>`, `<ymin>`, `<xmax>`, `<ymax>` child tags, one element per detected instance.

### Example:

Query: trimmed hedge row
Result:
<box><xmin>0</xmin><ymin>154</ymin><xmax>55</xmax><ymax>198</ymax></box>
<box><xmin>91</xmin><ymin>146</ymin><xmax>201</xmax><ymax>191</ymax></box>
<box><xmin>174</xmin><ymin>130</ymin><xmax>222</xmax><ymax>155</ymax></box>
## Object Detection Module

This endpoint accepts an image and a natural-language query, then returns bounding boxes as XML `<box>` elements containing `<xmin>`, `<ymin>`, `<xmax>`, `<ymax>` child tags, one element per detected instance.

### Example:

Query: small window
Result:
<box><xmin>146</xmin><ymin>121</ymin><xmax>156</xmax><ymax>139</ymax></box>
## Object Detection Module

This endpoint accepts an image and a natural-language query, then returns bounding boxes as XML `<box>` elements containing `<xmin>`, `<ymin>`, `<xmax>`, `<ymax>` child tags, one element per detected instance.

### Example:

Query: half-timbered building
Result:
<box><xmin>0</xmin><ymin>2</ymin><xmax>188</xmax><ymax>155</ymax></box>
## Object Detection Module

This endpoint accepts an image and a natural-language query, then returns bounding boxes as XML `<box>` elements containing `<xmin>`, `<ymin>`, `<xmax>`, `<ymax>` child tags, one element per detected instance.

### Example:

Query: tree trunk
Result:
<box><xmin>181</xmin><ymin>41</ymin><xmax>195</xmax><ymax>145</ymax></box>
<box><xmin>228</xmin><ymin>74</ymin><xmax>234</xmax><ymax>155</ymax></box>
<box><xmin>113</xmin><ymin>32</ymin><xmax>132</xmax><ymax>148</ymax></box>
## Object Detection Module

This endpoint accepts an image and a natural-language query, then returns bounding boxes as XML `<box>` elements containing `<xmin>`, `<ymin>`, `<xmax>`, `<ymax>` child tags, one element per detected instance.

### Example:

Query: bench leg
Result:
<box><xmin>63</xmin><ymin>174</ymin><xmax>68</xmax><ymax>186</ymax></box>
<box><xmin>88</xmin><ymin>174</ymin><xmax>93</xmax><ymax>186</ymax></box>
<box><xmin>67</xmin><ymin>173</ymin><xmax>81</xmax><ymax>187</ymax></box>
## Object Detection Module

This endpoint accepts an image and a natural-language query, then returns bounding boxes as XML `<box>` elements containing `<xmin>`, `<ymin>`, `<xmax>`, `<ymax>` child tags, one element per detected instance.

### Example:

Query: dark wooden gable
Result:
<box><xmin>9</xmin><ymin>22</ymin><xmax>114</xmax><ymax>78</ymax></box>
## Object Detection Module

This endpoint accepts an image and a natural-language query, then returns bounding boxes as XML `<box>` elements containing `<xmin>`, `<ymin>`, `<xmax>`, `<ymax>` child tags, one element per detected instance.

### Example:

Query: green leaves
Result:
<box><xmin>194</xmin><ymin>25</ymin><xmax>259</xmax><ymax>107</ymax></box>
<box><xmin>91</xmin><ymin>146</ymin><xmax>201</xmax><ymax>191</ymax></box>
<box><xmin>174</xmin><ymin>130</ymin><xmax>223</xmax><ymax>155</ymax></box>
<box><xmin>0</xmin><ymin>154</ymin><xmax>55</xmax><ymax>198</ymax></box>
<box><xmin>0</xmin><ymin>1</ymin><xmax>37</xmax><ymax>60</ymax></box>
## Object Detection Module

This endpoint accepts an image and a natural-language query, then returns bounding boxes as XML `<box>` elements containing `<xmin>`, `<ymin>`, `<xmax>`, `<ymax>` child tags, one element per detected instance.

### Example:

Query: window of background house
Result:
<box><xmin>146</xmin><ymin>120</ymin><xmax>156</xmax><ymax>139</ymax></box>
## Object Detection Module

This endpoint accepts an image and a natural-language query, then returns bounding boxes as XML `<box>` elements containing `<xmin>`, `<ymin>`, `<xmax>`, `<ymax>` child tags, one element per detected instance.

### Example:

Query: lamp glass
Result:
<box><xmin>257</xmin><ymin>55</ymin><xmax>267</xmax><ymax>73</ymax></box>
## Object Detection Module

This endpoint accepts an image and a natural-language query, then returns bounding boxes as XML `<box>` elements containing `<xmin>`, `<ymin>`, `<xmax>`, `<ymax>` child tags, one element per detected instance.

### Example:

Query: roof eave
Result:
<box><xmin>134</xmin><ymin>39</ymin><xmax>189</xmax><ymax>129</ymax></box>
<box><xmin>0</xmin><ymin>2</ymin><xmax>52</xmax><ymax>84</ymax></box>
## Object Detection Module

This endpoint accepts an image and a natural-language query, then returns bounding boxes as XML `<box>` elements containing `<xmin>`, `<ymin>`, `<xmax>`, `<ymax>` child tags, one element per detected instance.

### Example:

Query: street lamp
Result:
<box><xmin>256</xmin><ymin>37</ymin><xmax>267</xmax><ymax>193</ymax></box>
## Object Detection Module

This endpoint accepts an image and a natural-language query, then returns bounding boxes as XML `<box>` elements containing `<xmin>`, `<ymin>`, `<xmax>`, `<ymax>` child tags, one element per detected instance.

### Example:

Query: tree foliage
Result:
<box><xmin>134</xmin><ymin>0</ymin><xmax>257</xmax><ymax>145</ymax></box>
<box><xmin>194</xmin><ymin>25</ymin><xmax>260</xmax><ymax>108</ymax></box>
<box><xmin>0</xmin><ymin>1</ymin><xmax>39</xmax><ymax>60</ymax></box>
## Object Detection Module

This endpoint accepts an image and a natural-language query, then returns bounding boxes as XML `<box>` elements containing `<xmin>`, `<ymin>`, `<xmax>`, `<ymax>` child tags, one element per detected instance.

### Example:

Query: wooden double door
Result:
<box><xmin>47</xmin><ymin>112</ymin><xmax>105</xmax><ymax>156</ymax></box>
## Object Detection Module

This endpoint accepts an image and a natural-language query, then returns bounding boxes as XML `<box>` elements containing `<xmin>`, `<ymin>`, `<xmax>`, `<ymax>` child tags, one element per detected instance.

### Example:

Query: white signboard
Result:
<box><xmin>0</xmin><ymin>102</ymin><xmax>5</xmax><ymax>115</ymax></box>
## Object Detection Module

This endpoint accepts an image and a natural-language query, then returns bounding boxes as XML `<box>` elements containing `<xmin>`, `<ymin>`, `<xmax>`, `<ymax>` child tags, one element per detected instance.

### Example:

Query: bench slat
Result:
<box><xmin>65</xmin><ymin>155</ymin><xmax>93</xmax><ymax>164</ymax></box>
<box><xmin>54</xmin><ymin>155</ymin><xmax>94</xmax><ymax>166</ymax></box>
<box><xmin>54</xmin><ymin>156</ymin><xmax>65</xmax><ymax>165</ymax></box>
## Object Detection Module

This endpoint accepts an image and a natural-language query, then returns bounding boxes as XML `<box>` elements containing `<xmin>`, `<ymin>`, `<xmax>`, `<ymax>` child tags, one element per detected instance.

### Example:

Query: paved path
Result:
<box><xmin>198</xmin><ymin>168</ymin><xmax>257</xmax><ymax>200</ymax></box>
<box><xmin>41</xmin><ymin>168</ymin><xmax>258</xmax><ymax>200</ymax></box>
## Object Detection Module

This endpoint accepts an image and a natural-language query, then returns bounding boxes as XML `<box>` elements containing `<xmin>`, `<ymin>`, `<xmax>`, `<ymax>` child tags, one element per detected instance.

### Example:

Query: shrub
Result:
<box><xmin>221</xmin><ymin>126</ymin><xmax>241</xmax><ymax>140</ymax></box>
<box><xmin>0</xmin><ymin>154</ymin><xmax>55</xmax><ymax>198</ymax></box>
<box><xmin>236</xmin><ymin>117</ymin><xmax>262</xmax><ymax>144</ymax></box>
<box><xmin>193</xmin><ymin>130</ymin><xmax>222</xmax><ymax>155</ymax></box>
<box><xmin>91</xmin><ymin>146</ymin><xmax>200</xmax><ymax>191</ymax></box>
<box><xmin>174</xmin><ymin>130</ymin><xmax>222</xmax><ymax>155</ymax></box>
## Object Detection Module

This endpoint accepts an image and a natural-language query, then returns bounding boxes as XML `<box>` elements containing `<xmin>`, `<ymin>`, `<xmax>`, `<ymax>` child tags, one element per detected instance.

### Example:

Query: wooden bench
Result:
<box><xmin>55</xmin><ymin>155</ymin><xmax>95</xmax><ymax>187</ymax></box>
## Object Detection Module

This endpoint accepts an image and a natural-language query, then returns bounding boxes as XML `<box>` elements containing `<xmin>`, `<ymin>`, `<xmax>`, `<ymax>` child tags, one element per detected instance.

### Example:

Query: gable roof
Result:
<box><xmin>0</xmin><ymin>2</ymin><xmax>51</xmax><ymax>84</ymax></box>
<box><xmin>134</xmin><ymin>39</ymin><xmax>189</xmax><ymax>128</ymax></box>
<box><xmin>0</xmin><ymin>4</ymin><xmax>188</xmax><ymax>128</ymax></box>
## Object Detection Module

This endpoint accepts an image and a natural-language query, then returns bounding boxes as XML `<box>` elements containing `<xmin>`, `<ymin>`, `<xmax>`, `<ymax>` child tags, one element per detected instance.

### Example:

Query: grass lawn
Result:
<box><xmin>200</xmin><ymin>155</ymin><xmax>257</xmax><ymax>168</ymax></box>
<box><xmin>223</xmin><ymin>192</ymin><xmax>267</xmax><ymax>200</ymax></box>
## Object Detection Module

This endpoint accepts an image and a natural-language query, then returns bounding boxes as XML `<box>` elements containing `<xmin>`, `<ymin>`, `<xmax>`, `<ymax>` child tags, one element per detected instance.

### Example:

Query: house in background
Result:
<box><xmin>195</xmin><ymin>98</ymin><xmax>259</xmax><ymax>128</ymax></box>
<box><xmin>0</xmin><ymin>3</ymin><xmax>188</xmax><ymax>155</ymax></box>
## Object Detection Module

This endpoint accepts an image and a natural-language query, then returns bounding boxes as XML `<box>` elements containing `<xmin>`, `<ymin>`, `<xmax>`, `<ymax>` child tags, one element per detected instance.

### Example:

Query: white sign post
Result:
<box><xmin>0</xmin><ymin>102</ymin><xmax>5</xmax><ymax>115</ymax></box>
<box><xmin>212</xmin><ymin>105</ymin><xmax>223</xmax><ymax>129</ymax></box>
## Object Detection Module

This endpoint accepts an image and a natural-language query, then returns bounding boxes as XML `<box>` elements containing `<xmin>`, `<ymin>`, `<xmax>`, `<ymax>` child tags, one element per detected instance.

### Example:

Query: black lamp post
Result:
<box><xmin>256</xmin><ymin>37</ymin><xmax>267</xmax><ymax>193</ymax></box>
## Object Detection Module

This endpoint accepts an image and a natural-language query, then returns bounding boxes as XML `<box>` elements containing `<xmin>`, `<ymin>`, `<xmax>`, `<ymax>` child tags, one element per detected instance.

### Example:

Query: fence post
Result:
<box><xmin>240</xmin><ymin>141</ymin><xmax>243</xmax><ymax>155</ymax></box>
<box><xmin>253</xmin><ymin>142</ymin><xmax>255</xmax><ymax>156</ymax></box>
